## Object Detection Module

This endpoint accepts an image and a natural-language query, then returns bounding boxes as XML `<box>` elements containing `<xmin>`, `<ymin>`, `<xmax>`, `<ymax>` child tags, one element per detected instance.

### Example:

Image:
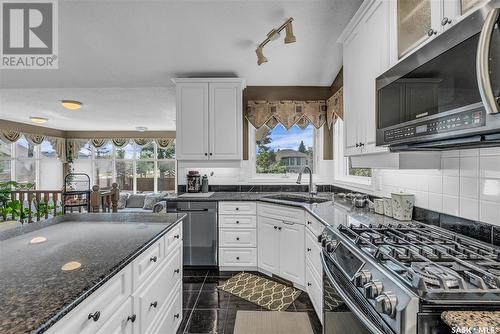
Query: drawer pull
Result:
<box><xmin>174</xmin><ymin>268</ymin><xmax>180</xmax><ymax>274</ymax></box>
<box><xmin>127</xmin><ymin>314</ymin><xmax>136</xmax><ymax>323</ymax></box>
<box><xmin>307</xmin><ymin>282</ymin><xmax>312</xmax><ymax>287</ymax></box>
<box><xmin>174</xmin><ymin>313</ymin><xmax>180</xmax><ymax>319</ymax></box>
<box><xmin>88</xmin><ymin>311</ymin><xmax>100</xmax><ymax>322</ymax></box>
<box><xmin>150</xmin><ymin>256</ymin><xmax>158</xmax><ymax>263</ymax></box>
<box><xmin>150</xmin><ymin>301</ymin><xmax>158</xmax><ymax>309</ymax></box>
<box><xmin>235</xmin><ymin>207</ymin><xmax>239</xmax><ymax>211</ymax></box>
<box><xmin>236</xmin><ymin>257</ymin><xmax>240</xmax><ymax>260</ymax></box>
<box><xmin>174</xmin><ymin>235</ymin><xmax>180</xmax><ymax>239</ymax></box>
<box><xmin>236</xmin><ymin>221</ymin><xmax>240</xmax><ymax>224</ymax></box>
<box><xmin>307</xmin><ymin>248</ymin><xmax>311</xmax><ymax>252</ymax></box>
<box><xmin>236</xmin><ymin>237</ymin><xmax>240</xmax><ymax>241</ymax></box>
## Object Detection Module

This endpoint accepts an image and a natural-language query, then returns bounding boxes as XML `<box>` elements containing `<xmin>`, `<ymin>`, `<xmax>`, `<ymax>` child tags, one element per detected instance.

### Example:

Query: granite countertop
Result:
<box><xmin>164</xmin><ymin>192</ymin><xmax>405</xmax><ymax>230</ymax></box>
<box><xmin>0</xmin><ymin>212</ymin><xmax>185</xmax><ymax>334</ymax></box>
<box><xmin>441</xmin><ymin>311</ymin><xmax>500</xmax><ymax>331</ymax></box>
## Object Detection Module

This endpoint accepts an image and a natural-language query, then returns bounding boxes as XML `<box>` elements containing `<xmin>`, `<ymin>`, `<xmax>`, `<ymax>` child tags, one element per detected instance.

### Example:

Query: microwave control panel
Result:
<box><xmin>383</xmin><ymin>109</ymin><xmax>485</xmax><ymax>143</ymax></box>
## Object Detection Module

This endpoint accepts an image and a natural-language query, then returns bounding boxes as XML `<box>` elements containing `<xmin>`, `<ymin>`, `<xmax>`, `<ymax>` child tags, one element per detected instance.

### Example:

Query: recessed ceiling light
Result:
<box><xmin>136</xmin><ymin>126</ymin><xmax>148</xmax><ymax>132</ymax></box>
<box><xmin>61</xmin><ymin>100</ymin><xmax>82</xmax><ymax>110</ymax></box>
<box><xmin>30</xmin><ymin>117</ymin><xmax>48</xmax><ymax>124</ymax></box>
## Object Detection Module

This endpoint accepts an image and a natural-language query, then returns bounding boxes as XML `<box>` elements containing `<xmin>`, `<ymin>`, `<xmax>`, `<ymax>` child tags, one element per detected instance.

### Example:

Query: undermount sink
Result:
<box><xmin>264</xmin><ymin>195</ymin><xmax>330</xmax><ymax>204</ymax></box>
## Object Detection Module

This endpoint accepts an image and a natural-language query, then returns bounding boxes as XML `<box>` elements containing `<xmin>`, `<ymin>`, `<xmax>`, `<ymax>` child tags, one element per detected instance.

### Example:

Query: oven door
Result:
<box><xmin>322</xmin><ymin>253</ymin><xmax>395</xmax><ymax>334</ymax></box>
<box><xmin>376</xmin><ymin>5</ymin><xmax>500</xmax><ymax>148</ymax></box>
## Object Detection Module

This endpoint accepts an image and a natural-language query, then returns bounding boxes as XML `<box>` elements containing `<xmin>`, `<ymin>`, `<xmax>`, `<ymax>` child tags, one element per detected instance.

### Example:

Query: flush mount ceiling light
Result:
<box><xmin>30</xmin><ymin>117</ymin><xmax>48</xmax><ymax>124</ymax></box>
<box><xmin>255</xmin><ymin>18</ymin><xmax>296</xmax><ymax>66</ymax></box>
<box><xmin>61</xmin><ymin>100</ymin><xmax>82</xmax><ymax>110</ymax></box>
<box><xmin>136</xmin><ymin>126</ymin><xmax>148</xmax><ymax>132</ymax></box>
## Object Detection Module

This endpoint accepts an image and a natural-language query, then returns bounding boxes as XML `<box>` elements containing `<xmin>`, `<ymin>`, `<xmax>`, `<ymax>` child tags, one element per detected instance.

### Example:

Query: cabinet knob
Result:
<box><xmin>441</xmin><ymin>17</ymin><xmax>452</xmax><ymax>26</ymax></box>
<box><xmin>427</xmin><ymin>29</ymin><xmax>437</xmax><ymax>36</ymax></box>
<box><xmin>307</xmin><ymin>221</ymin><xmax>311</xmax><ymax>225</ymax></box>
<box><xmin>307</xmin><ymin>248</ymin><xmax>311</xmax><ymax>252</ymax></box>
<box><xmin>174</xmin><ymin>268</ymin><xmax>180</xmax><ymax>274</ymax></box>
<box><xmin>150</xmin><ymin>256</ymin><xmax>158</xmax><ymax>263</ymax></box>
<box><xmin>355</xmin><ymin>143</ymin><xmax>360</xmax><ymax>147</ymax></box>
<box><xmin>274</xmin><ymin>226</ymin><xmax>277</xmax><ymax>230</ymax></box>
<box><xmin>307</xmin><ymin>282</ymin><xmax>312</xmax><ymax>287</ymax></box>
<box><xmin>236</xmin><ymin>257</ymin><xmax>240</xmax><ymax>260</ymax></box>
<box><xmin>88</xmin><ymin>311</ymin><xmax>101</xmax><ymax>322</ymax></box>
<box><xmin>174</xmin><ymin>313</ymin><xmax>180</xmax><ymax>319</ymax></box>
<box><xmin>235</xmin><ymin>207</ymin><xmax>239</xmax><ymax>211</ymax></box>
<box><xmin>174</xmin><ymin>234</ymin><xmax>180</xmax><ymax>239</ymax></box>
<box><xmin>205</xmin><ymin>153</ymin><xmax>208</xmax><ymax>156</ymax></box>
<box><xmin>359</xmin><ymin>142</ymin><xmax>365</xmax><ymax>147</ymax></box>
<box><xmin>150</xmin><ymin>301</ymin><xmax>158</xmax><ymax>308</ymax></box>
<box><xmin>236</xmin><ymin>221</ymin><xmax>239</xmax><ymax>224</ymax></box>
<box><xmin>278</xmin><ymin>227</ymin><xmax>282</xmax><ymax>231</ymax></box>
<box><xmin>127</xmin><ymin>314</ymin><xmax>136</xmax><ymax>323</ymax></box>
<box><xmin>236</xmin><ymin>237</ymin><xmax>240</xmax><ymax>241</ymax></box>
<box><xmin>209</xmin><ymin>153</ymin><xmax>213</xmax><ymax>156</ymax></box>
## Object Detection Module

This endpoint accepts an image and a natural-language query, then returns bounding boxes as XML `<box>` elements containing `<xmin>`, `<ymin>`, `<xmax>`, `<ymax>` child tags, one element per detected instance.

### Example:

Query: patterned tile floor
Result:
<box><xmin>177</xmin><ymin>269</ymin><xmax>322</xmax><ymax>334</ymax></box>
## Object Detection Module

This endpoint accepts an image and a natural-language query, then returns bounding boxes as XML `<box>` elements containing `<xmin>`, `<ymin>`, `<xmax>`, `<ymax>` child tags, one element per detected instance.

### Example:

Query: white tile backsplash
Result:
<box><xmin>367</xmin><ymin>149</ymin><xmax>500</xmax><ymax>224</ymax></box>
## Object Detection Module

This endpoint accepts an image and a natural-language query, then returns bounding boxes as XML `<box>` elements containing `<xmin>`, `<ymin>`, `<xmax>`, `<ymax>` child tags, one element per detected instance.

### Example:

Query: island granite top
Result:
<box><xmin>0</xmin><ymin>212</ymin><xmax>185</xmax><ymax>334</ymax></box>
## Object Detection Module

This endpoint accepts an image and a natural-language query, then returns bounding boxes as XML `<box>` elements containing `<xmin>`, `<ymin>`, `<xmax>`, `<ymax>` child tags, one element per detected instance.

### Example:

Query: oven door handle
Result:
<box><xmin>477</xmin><ymin>7</ymin><xmax>500</xmax><ymax>115</ymax></box>
<box><xmin>321</xmin><ymin>253</ymin><xmax>386</xmax><ymax>334</ymax></box>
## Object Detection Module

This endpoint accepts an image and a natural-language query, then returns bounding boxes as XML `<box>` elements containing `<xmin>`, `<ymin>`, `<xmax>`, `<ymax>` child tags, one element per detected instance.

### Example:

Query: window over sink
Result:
<box><xmin>254</xmin><ymin>124</ymin><xmax>316</xmax><ymax>175</ymax></box>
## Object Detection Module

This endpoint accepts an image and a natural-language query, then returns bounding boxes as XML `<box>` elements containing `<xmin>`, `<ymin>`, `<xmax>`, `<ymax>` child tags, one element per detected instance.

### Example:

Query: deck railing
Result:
<box><xmin>3</xmin><ymin>190</ymin><xmax>63</xmax><ymax>224</ymax></box>
<box><xmin>89</xmin><ymin>183</ymin><xmax>119</xmax><ymax>213</ymax></box>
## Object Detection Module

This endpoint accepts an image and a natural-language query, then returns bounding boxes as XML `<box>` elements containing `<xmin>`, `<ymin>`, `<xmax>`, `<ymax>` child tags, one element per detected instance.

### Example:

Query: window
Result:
<box><xmin>0</xmin><ymin>138</ymin><xmax>63</xmax><ymax>189</ymax></box>
<box><xmin>71</xmin><ymin>141</ymin><xmax>176</xmax><ymax>193</ymax></box>
<box><xmin>333</xmin><ymin>119</ymin><xmax>372</xmax><ymax>185</ymax></box>
<box><xmin>255</xmin><ymin>124</ymin><xmax>315</xmax><ymax>174</ymax></box>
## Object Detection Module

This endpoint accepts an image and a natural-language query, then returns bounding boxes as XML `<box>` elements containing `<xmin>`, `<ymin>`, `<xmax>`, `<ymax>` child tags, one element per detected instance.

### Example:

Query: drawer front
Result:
<box><xmin>133</xmin><ymin>239</ymin><xmax>164</xmax><ymax>290</ymax></box>
<box><xmin>258</xmin><ymin>203</ymin><xmax>304</xmax><ymax>225</ymax></box>
<box><xmin>219</xmin><ymin>228</ymin><xmax>256</xmax><ymax>247</ymax></box>
<box><xmin>148</xmin><ymin>282</ymin><xmax>182</xmax><ymax>334</ymax></box>
<box><xmin>305</xmin><ymin>212</ymin><xmax>323</xmax><ymax>236</ymax></box>
<box><xmin>219</xmin><ymin>248</ymin><xmax>257</xmax><ymax>267</ymax></box>
<box><xmin>219</xmin><ymin>215</ymin><xmax>256</xmax><ymax>228</ymax></box>
<box><xmin>48</xmin><ymin>266</ymin><xmax>132</xmax><ymax>334</ymax></box>
<box><xmin>305</xmin><ymin>229</ymin><xmax>323</xmax><ymax>279</ymax></box>
<box><xmin>165</xmin><ymin>223</ymin><xmax>182</xmax><ymax>254</ymax></box>
<box><xmin>306</xmin><ymin>262</ymin><xmax>323</xmax><ymax>324</ymax></box>
<box><xmin>96</xmin><ymin>297</ymin><xmax>134</xmax><ymax>334</ymax></box>
<box><xmin>135</xmin><ymin>247</ymin><xmax>182</xmax><ymax>334</ymax></box>
<box><xmin>219</xmin><ymin>201</ymin><xmax>257</xmax><ymax>215</ymax></box>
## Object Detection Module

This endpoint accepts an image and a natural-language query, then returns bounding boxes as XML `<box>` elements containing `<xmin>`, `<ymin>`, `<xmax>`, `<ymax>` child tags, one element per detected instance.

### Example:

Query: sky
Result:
<box><xmin>261</xmin><ymin>124</ymin><xmax>314</xmax><ymax>152</ymax></box>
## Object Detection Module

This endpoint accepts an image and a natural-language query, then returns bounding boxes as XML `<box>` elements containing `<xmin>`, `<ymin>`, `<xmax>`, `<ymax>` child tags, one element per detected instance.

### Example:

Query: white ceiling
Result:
<box><xmin>0</xmin><ymin>0</ymin><xmax>362</xmax><ymax>131</ymax></box>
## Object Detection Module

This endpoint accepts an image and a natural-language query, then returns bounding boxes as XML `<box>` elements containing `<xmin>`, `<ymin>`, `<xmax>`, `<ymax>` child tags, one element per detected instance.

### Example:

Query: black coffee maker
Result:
<box><xmin>186</xmin><ymin>171</ymin><xmax>201</xmax><ymax>193</ymax></box>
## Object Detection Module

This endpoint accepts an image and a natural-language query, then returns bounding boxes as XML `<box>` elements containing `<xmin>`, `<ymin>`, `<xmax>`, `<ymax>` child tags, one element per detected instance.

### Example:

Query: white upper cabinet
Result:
<box><xmin>341</xmin><ymin>0</ymin><xmax>392</xmax><ymax>156</ymax></box>
<box><xmin>174</xmin><ymin>78</ymin><xmax>245</xmax><ymax>161</ymax></box>
<box><xmin>209</xmin><ymin>83</ymin><xmax>243</xmax><ymax>160</ymax></box>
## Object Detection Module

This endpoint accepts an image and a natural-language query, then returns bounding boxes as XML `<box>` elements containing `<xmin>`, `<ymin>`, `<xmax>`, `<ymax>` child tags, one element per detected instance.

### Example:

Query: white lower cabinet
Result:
<box><xmin>306</xmin><ymin>262</ymin><xmax>323</xmax><ymax>324</ymax></box>
<box><xmin>257</xmin><ymin>205</ymin><xmax>305</xmax><ymax>287</ymax></box>
<box><xmin>96</xmin><ymin>297</ymin><xmax>134</xmax><ymax>334</ymax></box>
<box><xmin>47</xmin><ymin>223</ymin><xmax>183</xmax><ymax>334</ymax></box>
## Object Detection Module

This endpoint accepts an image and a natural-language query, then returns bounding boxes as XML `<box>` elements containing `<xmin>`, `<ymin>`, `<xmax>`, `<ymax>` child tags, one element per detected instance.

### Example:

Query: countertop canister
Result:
<box><xmin>391</xmin><ymin>192</ymin><xmax>415</xmax><ymax>221</ymax></box>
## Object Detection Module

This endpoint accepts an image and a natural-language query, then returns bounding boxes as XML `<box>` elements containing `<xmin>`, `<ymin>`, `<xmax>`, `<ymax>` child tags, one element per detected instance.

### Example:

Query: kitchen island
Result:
<box><xmin>0</xmin><ymin>212</ymin><xmax>185</xmax><ymax>334</ymax></box>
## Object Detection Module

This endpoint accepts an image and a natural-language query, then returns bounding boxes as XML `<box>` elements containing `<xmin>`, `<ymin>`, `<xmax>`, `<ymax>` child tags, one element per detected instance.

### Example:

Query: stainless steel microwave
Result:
<box><xmin>376</xmin><ymin>3</ymin><xmax>499</xmax><ymax>151</ymax></box>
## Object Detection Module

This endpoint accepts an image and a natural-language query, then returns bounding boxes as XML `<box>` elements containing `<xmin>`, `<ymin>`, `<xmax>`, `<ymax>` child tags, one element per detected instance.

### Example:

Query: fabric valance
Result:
<box><xmin>326</xmin><ymin>87</ymin><xmax>344</xmax><ymax>129</ymax></box>
<box><xmin>246</xmin><ymin>100</ymin><xmax>327</xmax><ymax>130</ymax></box>
<box><xmin>0</xmin><ymin>130</ymin><xmax>67</xmax><ymax>162</ymax></box>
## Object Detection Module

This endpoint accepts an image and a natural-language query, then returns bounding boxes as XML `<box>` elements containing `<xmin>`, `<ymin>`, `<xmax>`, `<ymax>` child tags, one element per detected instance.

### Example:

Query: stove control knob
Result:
<box><xmin>325</xmin><ymin>241</ymin><xmax>336</xmax><ymax>253</ymax></box>
<box><xmin>353</xmin><ymin>270</ymin><xmax>372</xmax><ymax>287</ymax></box>
<box><xmin>363</xmin><ymin>280</ymin><xmax>383</xmax><ymax>299</ymax></box>
<box><xmin>374</xmin><ymin>291</ymin><xmax>397</xmax><ymax>318</ymax></box>
<box><xmin>317</xmin><ymin>234</ymin><xmax>326</xmax><ymax>244</ymax></box>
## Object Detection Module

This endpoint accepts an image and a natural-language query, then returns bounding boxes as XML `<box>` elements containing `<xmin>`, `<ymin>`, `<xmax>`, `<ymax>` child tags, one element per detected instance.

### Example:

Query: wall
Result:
<box><xmin>370</xmin><ymin>148</ymin><xmax>500</xmax><ymax>226</ymax></box>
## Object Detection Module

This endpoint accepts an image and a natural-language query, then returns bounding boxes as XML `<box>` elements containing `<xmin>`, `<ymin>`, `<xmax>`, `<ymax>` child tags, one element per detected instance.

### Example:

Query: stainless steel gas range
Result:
<box><xmin>320</xmin><ymin>220</ymin><xmax>500</xmax><ymax>334</ymax></box>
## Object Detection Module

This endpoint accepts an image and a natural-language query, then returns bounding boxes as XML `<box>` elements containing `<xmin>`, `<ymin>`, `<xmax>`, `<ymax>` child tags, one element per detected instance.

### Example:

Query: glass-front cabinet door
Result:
<box><xmin>397</xmin><ymin>0</ymin><xmax>432</xmax><ymax>57</ymax></box>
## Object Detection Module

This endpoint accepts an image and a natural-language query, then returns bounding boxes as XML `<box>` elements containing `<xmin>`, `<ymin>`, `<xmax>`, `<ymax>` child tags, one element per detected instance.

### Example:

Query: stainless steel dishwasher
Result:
<box><xmin>166</xmin><ymin>201</ymin><xmax>218</xmax><ymax>267</ymax></box>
